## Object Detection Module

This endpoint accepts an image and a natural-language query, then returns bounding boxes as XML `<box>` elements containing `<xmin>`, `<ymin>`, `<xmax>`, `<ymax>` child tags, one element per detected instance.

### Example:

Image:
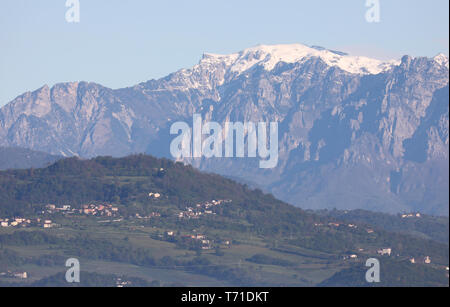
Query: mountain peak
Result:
<box><xmin>433</xmin><ymin>53</ymin><xmax>449</xmax><ymax>68</ymax></box>
<box><xmin>200</xmin><ymin>43</ymin><xmax>400</xmax><ymax>75</ymax></box>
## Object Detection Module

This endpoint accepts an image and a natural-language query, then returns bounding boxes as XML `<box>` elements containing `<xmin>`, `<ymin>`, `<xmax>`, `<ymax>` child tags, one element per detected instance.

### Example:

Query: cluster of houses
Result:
<box><xmin>341</xmin><ymin>247</ymin><xmax>434</xmax><ymax>266</ymax></box>
<box><xmin>116</xmin><ymin>278</ymin><xmax>132</xmax><ymax>288</ymax></box>
<box><xmin>135</xmin><ymin>212</ymin><xmax>161</xmax><ymax>219</ymax></box>
<box><xmin>0</xmin><ymin>203</ymin><xmax>122</xmax><ymax>229</ymax></box>
<box><xmin>148</xmin><ymin>192</ymin><xmax>162</xmax><ymax>199</ymax></box>
<box><xmin>401</xmin><ymin>213</ymin><xmax>422</xmax><ymax>219</ymax></box>
<box><xmin>177</xmin><ymin>199</ymin><xmax>231</xmax><ymax>220</ymax></box>
<box><xmin>377</xmin><ymin>248</ymin><xmax>433</xmax><ymax>265</ymax></box>
<box><xmin>187</xmin><ymin>234</ymin><xmax>212</xmax><ymax>250</ymax></box>
<box><xmin>410</xmin><ymin>256</ymin><xmax>432</xmax><ymax>265</ymax></box>
<box><xmin>45</xmin><ymin>203</ymin><xmax>120</xmax><ymax>217</ymax></box>
<box><xmin>0</xmin><ymin>217</ymin><xmax>55</xmax><ymax>229</ymax></box>
<box><xmin>1</xmin><ymin>201</ymin><xmax>164</xmax><ymax>230</ymax></box>
<box><xmin>314</xmin><ymin>222</ymin><xmax>358</xmax><ymax>230</ymax></box>
<box><xmin>165</xmin><ymin>231</ymin><xmax>231</xmax><ymax>250</ymax></box>
<box><xmin>0</xmin><ymin>271</ymin><xmax>28</xmax><ymax>279</ymax></box>
<box><xmin>166</xmin><ymin>231</ymin><xmax>213</xmax><ymax>250</ymax></box>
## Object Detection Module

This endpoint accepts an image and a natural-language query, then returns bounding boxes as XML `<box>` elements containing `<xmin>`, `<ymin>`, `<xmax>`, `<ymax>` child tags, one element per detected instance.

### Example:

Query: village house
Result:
<box><xmin>0</xmin><ymin>271</ymin><xmax>28</xmax><ymax>279</ymax></box>
<box><xmin>13</xmin><ymin>272</ymin><xmax>28</xmax><ymax>279</ymax></box>
<box><xmin>148</xmin><ymin>192</ymin><xmax>161</xmax><ymax>199</ymax></box>
<box><xmin>201</xmin><ymin>241</ymin><xmax>212</xmax><ymax>250</ymax></box>
<box><xmin>377</xmin><ymin>248</ymin><xmax>392</xmax><ymax>256</ymax></box>
<box><xmin>401</xmin><ymin>213</ymin><xmax>422</xmax><ymax>219</ymax></box>
<box><xmin>0</xmin><ymin>217</ymin><xmax>34</xmax><ymax>228</ymax></box>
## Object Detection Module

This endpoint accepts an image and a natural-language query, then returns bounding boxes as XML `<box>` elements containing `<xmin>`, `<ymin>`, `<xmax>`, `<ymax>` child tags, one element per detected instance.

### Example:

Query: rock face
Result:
<box><xmin>0</xmin><ymin>44</ymin><xmax>448</xmax><ymax>215</ymax></box>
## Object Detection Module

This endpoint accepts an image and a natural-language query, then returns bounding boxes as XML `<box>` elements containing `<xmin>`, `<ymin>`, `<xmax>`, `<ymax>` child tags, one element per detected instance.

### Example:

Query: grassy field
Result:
<box><xmin>0</xmin><ymin>214</ymin><xmax>356</xmax><ymax>287</ymax></box>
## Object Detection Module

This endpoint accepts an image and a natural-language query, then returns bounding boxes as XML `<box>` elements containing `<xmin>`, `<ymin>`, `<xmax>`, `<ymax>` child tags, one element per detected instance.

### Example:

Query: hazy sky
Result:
<box><xmin>1</xmin><ymin>0</ymin><xmax>448</xmax><ymax>106</ymax></box>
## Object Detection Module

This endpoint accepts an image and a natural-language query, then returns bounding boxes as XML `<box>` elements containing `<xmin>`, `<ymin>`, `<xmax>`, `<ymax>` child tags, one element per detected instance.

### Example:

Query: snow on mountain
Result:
<box><xmin>199</xmin><ymin>43</ymin><xmax>400</xmax><ymax>75</ymax></box>
<box><xmin>433</xmin><ymin>53</ymin><xmax>449</xmax><ymax>68</ymax></box>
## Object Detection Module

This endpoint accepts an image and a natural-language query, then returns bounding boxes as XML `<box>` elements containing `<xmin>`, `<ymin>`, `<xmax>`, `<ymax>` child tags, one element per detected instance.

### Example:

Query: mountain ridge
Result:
<box><xmin>0</xmin><ymin>147</ymin><xmax>62</xmax><ymax>170</ymax></box>
<box><xmin>0</xmin><ymin>44</ymin><xmax>448</xmax><ymax>215</ymax></box>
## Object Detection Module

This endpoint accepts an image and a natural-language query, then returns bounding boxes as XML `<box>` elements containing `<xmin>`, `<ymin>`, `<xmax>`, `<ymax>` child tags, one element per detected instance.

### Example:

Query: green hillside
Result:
<box><xmin>0</xmin><ymin>155</ymin><xmax>448</xmax><ymax>287</ymax></box>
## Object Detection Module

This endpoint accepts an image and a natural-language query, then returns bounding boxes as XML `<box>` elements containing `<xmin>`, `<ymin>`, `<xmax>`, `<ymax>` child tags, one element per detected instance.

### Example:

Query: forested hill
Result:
<box><xmin>0</xmin><ymin>154</ymin><xmax>295</xmax><ymax>218</ymax></box>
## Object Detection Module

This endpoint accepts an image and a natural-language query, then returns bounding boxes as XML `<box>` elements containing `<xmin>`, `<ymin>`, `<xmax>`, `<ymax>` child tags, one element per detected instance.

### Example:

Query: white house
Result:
<box><xmin>377</xmin><ymin>248</ymin><xmax>392</xmax><ymax>256</ymax></box>
<box><xmin>13</xmin><ymin>272</ymin><xmax>28</xmax><ymax>279</ymax></box>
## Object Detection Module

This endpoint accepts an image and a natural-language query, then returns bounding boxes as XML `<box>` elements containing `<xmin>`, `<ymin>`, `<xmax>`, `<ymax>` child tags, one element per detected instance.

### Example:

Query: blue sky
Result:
<box><xmin>0</xmin><ymin>0</ymin><xmax>448</xmax><ymax>106</ymax></box>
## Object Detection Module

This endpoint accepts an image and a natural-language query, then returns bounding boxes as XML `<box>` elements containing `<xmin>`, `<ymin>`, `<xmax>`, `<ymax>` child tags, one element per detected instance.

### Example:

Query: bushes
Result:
<box><xmin>246</xmin><ymin>254</ymin><xmax>295</xmax><ymax>267</ymax></box>
<box><xmin>0</xmin><ymin>231</ymin><xmax>63</xmax><ymax>246</ymax></box>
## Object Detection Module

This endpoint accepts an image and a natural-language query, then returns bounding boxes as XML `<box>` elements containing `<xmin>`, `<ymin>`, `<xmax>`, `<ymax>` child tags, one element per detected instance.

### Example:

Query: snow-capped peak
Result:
<box><xmin>200</xmin><ymin>43</ymin><xmax>400</xmax><ymax>75</ymax></box>
<box><xmin>433</xmin><ymin>53</ymin><xmax>449</xmax><ymax>68</ymax></box>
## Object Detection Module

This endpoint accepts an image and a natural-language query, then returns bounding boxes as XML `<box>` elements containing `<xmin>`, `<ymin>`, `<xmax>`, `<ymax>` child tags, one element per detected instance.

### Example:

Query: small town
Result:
<box><xmin>401</xmin><ymin>213</ymin><xmax>422</xmax><ymax>219</ymax></box>
<box><xmin>0</xmin><ymin>203</ymin><xmax>122</xmax><ymax>229</ymax></box>
<box><xmin>1</xmin><ymin>217</ymin><xmax>56</xmax><ymax>229</ymax></box>
<box><xmin>45</xmin><ymin>203</ymin><xmax>121</xmax><ymax>217</ymax></box>
<box><xmin>0</xmin><ymin>197</ymin><xmax>232</xmax><ymax>230</ymax></box>
<box><xmin>177</xmin><ymin>199</ymin><xmax>231</xmax><ymax>220</ymax></box>
<box><xmin>0</xmin><ymin>271</ymin><xmax>28</xmax><ymax>280</ymax></box>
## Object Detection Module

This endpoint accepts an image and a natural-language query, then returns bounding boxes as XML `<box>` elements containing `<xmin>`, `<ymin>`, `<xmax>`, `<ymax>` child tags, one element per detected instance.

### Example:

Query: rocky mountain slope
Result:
<box><xmin>0</xmin><ymin>44</ymin><xmax>448</xmax><ymax>215</ymax></box>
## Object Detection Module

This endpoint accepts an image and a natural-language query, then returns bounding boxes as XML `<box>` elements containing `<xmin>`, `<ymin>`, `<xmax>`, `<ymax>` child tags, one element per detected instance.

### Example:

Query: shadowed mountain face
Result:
<box><xmin>0</xmin><ymin>147</ymin><xmax>61</xmax><ymax>170</ymax></box>
<box><xmin>0</xmin><ymin>44</ymin><xmax>448</xmax><ymax>215</ymax></box>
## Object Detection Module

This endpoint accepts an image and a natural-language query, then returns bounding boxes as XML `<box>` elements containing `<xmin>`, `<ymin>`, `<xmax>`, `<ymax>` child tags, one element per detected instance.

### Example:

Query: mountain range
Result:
<box><xmin>0</xmin><ymin>44</ymin><xmax>448</xmax><ymax>215</ymax></box>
